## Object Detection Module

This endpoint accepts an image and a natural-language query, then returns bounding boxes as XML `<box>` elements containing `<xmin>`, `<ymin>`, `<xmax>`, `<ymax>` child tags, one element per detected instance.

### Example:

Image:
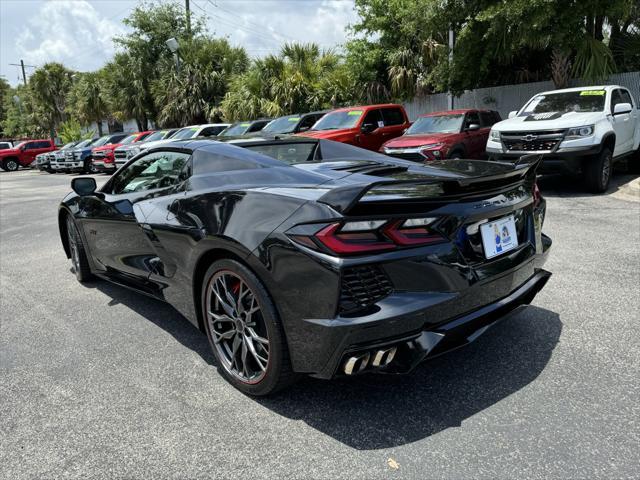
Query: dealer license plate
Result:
<box><xmin>480</xmin><ymin>215</ymin><xmax>519</xmax><ymax>259</ymax></box>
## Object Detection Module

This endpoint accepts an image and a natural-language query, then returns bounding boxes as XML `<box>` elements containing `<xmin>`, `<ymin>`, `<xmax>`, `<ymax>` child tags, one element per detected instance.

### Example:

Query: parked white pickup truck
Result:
<box><xmin>487</xmin><ymin>85</ymin><xmax>640</xmax><ymax>192</ymax></box>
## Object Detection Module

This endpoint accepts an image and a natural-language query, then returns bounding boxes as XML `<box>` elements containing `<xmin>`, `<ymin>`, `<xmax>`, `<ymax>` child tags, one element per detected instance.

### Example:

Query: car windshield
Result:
<box><xmin>406</xmin><ymin>115</ymin><xmax>464</xmax><ymax>134</ymax></box>
<box><xmin>119</xmin><ymin>135</ymin><xmax>137</xmax><ymax>145</ymax></box>
<box><xmin>311</xmin><ymin>110</ymin><xmax>362</xmax><ymax>130</ymax></box>
<box><xmin>220</xmin><ymin>123</ymin><xmax>251</xmax><ymax>136</ymax></box>
<box><xmin>61</xmin><ymin>142</ymin><xmax>76</xmax><ymax>150</ymax></box>
<box><xmin>91</xmin><ymin>136</ymin><xmax>110</xmax><ymax>147</ymax></box>
<box><xmin>143</xmin><ymin>130</ymin><xmax>167</xmax><ymax>142</ymax></box>
<box><xmin>520</xmin><ymin>90</ymin><xmax>606</xmax><ymax>116</ymax></box>
<box><xmin>171</xmin><ymin>127</ymin><xmax>199</xmax><ymax>140</ymax></box>
<box><xmin>262</xmin><ymin>116</ymin><xmax>301</xmax><ymax>134</ymax></box>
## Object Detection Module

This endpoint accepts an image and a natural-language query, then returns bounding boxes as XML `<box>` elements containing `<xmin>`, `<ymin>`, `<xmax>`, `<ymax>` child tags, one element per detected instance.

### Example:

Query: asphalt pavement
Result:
<box><xmin>1</xmin><ymin>168</ymin><xmax>639</xmax><ymax>479</ymax></box>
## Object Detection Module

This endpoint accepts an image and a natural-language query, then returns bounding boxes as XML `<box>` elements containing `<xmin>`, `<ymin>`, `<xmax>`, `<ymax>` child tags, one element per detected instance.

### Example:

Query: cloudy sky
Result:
<box><xmin>0</xmin><ymin>0</ymin><xmax>358</xmax><ymax>86</ymax></box>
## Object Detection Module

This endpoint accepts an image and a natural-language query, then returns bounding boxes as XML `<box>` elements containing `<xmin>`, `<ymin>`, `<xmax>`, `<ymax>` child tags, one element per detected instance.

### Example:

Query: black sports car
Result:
<box><xmin>59</xmin><ymin>138</ymin><xmax>551</xmax><ymax>395</ymax></box>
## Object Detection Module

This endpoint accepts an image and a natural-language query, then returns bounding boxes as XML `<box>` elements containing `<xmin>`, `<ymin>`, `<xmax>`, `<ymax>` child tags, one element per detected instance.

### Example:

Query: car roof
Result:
<box><xmin>537</xmin><ymin>85</ymin><xmax>618</xmax><ymax>95</ymax></box>
<box><xmin>419</xmin><ymin>109</ymin><xmax>493</xmax><ymax>117</ymax></box>
<box><xmin>328</xmin><ymin>104</ymin><xmax>404</xmax><ymax>113</ymax></box>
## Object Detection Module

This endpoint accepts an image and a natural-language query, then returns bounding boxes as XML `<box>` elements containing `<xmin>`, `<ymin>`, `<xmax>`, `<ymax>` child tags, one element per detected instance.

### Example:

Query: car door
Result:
<box><xmin>610</xmin><ymin>88</ymin><xmax>636</xmax><ymax>155</ymax></box>
<box><xmin>462</xmin><ymin>111</ymin><xmax>485</xmax><ymax>158</ymax></box>
<box><xmin>357</xmin><ymin>109</ymin><xmax>384</xmax><ymax>151</ymax></box>
<box><xmin>78</xmin><ymin>149</ymin><xmax>192</xmax><ymax>293</ymax></box>
<box><xmin>21</xmin><ymin>141</ymin><xmax>46</xmax><ymax>164</ymax></box>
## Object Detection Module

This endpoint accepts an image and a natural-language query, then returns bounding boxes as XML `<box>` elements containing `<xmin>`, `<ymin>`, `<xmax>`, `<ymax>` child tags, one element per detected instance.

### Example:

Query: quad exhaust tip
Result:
<box><xmin>343</xmin><ymin>346</ymin><xmax>397</xmax><ymax>375</ymax></box>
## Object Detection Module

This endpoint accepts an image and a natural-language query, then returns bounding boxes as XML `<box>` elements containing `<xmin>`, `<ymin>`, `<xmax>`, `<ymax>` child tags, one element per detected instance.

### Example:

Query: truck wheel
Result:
<box><xmin>449</xmin><ymin>150</ymin><xmax>463</xmax><ymax>160</ymax></box>
<box><xmin>3</xmin><ymin>158</ymin><xmax>19</xmax><ymax>171</ymax></box>
<box><xmin>584</xmin><ymin>147</ymin><xmax>612</xmax><ymax>193</ymax></box>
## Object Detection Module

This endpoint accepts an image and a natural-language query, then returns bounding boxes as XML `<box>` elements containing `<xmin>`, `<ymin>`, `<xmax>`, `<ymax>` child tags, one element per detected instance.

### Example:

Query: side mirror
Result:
<box><xmin>71</xmin><ymin>177</ymin><xmax>97</xmax><ymax>196</ymax></box>
<box><xmin>508</xmin><ymin>111</ymin><xmax>517</xmax><ymax>119</ymax></box>
<box><xmin>613</xmin><ymin>102</ymin><xmax>632</xmax><ymax>115</ymax></box>
<box><xmin>467</xmin><ymin>123</ymin><xmax>480</xmax><ymax>131</ymax></box>
<box><xmin>361</xmin><ymin>123</ymin><xmax>376</xmax><ymax>134</ymax></box>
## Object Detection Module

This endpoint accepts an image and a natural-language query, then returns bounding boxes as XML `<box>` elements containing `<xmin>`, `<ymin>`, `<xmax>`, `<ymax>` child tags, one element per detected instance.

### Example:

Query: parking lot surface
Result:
<box><xmin>1</xmin><ymin>169</ymin><xmax>639</xmax><ymax>479</ymax></box>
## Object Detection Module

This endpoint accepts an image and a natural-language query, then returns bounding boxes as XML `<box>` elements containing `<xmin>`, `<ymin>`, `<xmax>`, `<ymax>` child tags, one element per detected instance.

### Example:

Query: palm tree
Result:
<box><xmin>68</xmin><ymin>72</ymin><xmax>109</xmax><ymax>135</ymax></box>
<box><xmin>28</xmin><ymin>63</ymin><xmax>74</xmax><ymax>138</ymax></box>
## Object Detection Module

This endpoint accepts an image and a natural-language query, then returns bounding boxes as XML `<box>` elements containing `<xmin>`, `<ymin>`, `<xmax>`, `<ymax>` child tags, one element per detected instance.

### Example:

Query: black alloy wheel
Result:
<box><xmin>202</xmin><ymin>259</ymin><xmax>295</xmax><ymax>395</ymax></box>
<box><xmin>585</xmin><ymin>147</ymin><xmax>612</xmax><ymax>193</ymax></box>
<box><xmin>66</xmin><ymin>216</ymin><xmax>93</xmax><ymax>282</ymax></box>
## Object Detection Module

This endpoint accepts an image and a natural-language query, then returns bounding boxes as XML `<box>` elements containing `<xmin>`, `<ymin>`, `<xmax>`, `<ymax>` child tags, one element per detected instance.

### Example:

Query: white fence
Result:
<box><xmin>403</xmin><ymin>71</ymin><xmax>640</xmax><ymax>120</ymax></box>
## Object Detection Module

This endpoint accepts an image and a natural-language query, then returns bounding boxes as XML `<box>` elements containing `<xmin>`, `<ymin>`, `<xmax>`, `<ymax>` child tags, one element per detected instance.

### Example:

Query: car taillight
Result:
<box><xmin>288</xmin><ymin>217</ymin><xmax>444</xmax><ymax>256</ymax></box>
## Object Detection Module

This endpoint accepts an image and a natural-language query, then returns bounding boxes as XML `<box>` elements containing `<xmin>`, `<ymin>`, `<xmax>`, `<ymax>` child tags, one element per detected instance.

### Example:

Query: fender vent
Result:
<box><xmin>339</xmin><ymin>265</ymin><xmax>393</xmax><ymax>314</ymax></box>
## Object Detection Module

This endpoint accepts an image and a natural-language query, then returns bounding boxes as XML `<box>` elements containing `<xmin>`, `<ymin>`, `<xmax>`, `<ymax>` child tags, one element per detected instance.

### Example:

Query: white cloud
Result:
<box><xmin>15</xmin><ymin>0</ymin><xmax>126</xmax><ymax>71</ymax></box>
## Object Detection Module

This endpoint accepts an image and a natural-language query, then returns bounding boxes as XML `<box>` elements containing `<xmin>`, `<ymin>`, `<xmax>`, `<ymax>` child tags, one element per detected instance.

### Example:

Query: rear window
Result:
<box><xmin>381</xmin><ymin>108</ymin><xmax>405</xmax><ymax>126</ymax></box>
<box><xmin>244</xmin><ymin>142</ymin><xmax>317</xmax><ymax>164</ymax></box>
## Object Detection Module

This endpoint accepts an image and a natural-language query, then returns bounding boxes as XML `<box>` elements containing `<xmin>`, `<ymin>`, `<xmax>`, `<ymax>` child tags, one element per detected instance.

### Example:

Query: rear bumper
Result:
<box><xmin>300</xmin><ymin>235</ymin><xmax>551</xmax><ymax>379</ymax></box>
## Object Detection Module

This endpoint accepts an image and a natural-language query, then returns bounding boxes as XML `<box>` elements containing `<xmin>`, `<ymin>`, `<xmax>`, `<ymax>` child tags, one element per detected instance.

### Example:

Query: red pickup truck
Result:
<box><xmin>297</xmin><ymin>104</ymin><xmax>411</xmax><ymax>151</ymax></box>
<box><xmin>0</xmin><ymin>139</ymin><xmax>57</xmax><ymax>171</ymax></box>
<box><xmin>380</xmin><ymin>109</ymin><xmax>501</xmax><ymax>162</ymax></box>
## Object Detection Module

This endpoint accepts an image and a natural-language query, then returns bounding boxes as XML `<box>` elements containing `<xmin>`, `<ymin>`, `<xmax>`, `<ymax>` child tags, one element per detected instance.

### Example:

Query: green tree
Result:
<box><xmin>67</xmin><ymin>71</ymin><xmax>109</xmax><ymax>136</ymax></box>
<box><xmin>111</xmin><ymin>1</ymin><xmax>203</xmax><ymax>128</ymax></box>
<box><xmin>346</xmin><ymin>0</ymin><xmax>640</xmax><ymax>96</ymax></box>
<box><xmin>1</xmin><ymin>85</ymin><xmax>47</xmax><ymax>138</ymax></box>
<box><xmin>28</xmin><ymin>62</ymin><xmax>74</xmax><ymax>138</ymax></box>
<box><xmin>58</xmin><ymin>118</ymin><xmax>94</xmax><ymax>143</ymax></box>
<box><xmin>221</xmin><ymin>43</ymin><xmax>355</xmax><ymax>120</ymax></box>
<box><xmin>0</xmin><ymin>77</ymin><xmax>10</xmax><ymax>137</ymax></box>
<box><xmin>152</xmin><ymin>36</ymin><xmax>248</xmax><ymax>126</ymax></box>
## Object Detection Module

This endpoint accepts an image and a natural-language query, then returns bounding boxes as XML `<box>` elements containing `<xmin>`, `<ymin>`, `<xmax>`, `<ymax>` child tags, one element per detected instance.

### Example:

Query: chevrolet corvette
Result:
<box><xmin>59</xmin><ymin>138</ymin><xmax>551</xmax><ymax>395</ymax></box>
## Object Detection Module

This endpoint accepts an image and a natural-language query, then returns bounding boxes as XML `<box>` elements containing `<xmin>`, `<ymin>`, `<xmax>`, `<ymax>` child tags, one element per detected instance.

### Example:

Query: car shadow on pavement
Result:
<box><xmin>86</xmin><ymin>279</ymin><xmax>216</xmax><ymax>366</ymax></box>
<box><xmin>258</xmin><ymin>305</ymin><xmax>561</xmax><ymax>450</ymax></box>
<box><xmin>82</xmin><ymin>277</ymin><xmax>561</xmax><ymax>450</ymax></box>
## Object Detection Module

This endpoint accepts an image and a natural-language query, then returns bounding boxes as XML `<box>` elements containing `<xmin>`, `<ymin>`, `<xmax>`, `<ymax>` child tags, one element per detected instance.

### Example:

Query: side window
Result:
<box><xmin>110</xmin><ymin>150</ymin><xmax>191</xmax><ymax>194</ymax></box>
<box><xmin>297</xmin><ymin>115</ymin><xmax>317</xmax><ymax>132</ymax></box>
<box><xmin>23</xmin><ymin>142</ymin><xmax>38</xmax><ymax>150</ymax></box>
<box><xmin>381</xmin><ymin>108</ymin><xmax>405</xmax><ymax>126</ymax></box>
<box><xmin>199</xmin><ymin>127</ymin><xmax>216</xmax><ymax>137</ymax></box>
<box><xmin>362</xmin><ymin>109</ymin><xmax>383</xmax><ymax>128</ymax></box>
<box><xmin>248</xmin><ymin>121</ymin><xmax>269</xmax><ymax>133</ymax></box>
<box><xmin>610</xmin><ymin>89</ymin><xmax>623</xmax><ymax>113</ymax></box>
<box><xmin>479</xmin><ymin>111</ymin><xmax>496</xmax><ymax>127</ymax></box>
<box><xmin>465</xmin><ymin>112</ymin><xmax>480</xmax><ymax>128</ymax></box>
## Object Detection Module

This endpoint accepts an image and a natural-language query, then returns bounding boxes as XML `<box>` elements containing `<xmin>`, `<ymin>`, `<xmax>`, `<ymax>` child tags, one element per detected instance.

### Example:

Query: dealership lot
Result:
<box><xmin>1</xmin><ymin>169</ymin><xmax>639</xmax><ymax>478</ymax></box>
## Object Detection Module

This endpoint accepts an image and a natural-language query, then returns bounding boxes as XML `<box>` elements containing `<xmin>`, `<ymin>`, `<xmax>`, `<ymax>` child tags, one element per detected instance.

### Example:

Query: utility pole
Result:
<box><xmin>185</xmin><ymin>0</ymin><xmax>191</xmax><ymax>36</ymax></box>
<box><xmin>447</xmin><ymin>28</ymin><xmax>455</xmax><ymax>110</ymax></box>
<box><xmin>9</xmin><ymin>60</ymin><xmax>36</xmax><ymax>85</ymax></box>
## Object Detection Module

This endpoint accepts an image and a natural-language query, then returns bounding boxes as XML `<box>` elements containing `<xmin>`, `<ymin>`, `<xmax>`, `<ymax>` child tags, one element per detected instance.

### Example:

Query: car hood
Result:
<box><xmin>297</xmin><ymin>129</ymin><xmax>356</xmax><ymax>140</ymax></box>
<box><xmin>494</xmin><ymin>111</ymin><xmax>604</xmax><ymax>131</ymax></box>
<box><xmin>382</xmin><ymin>132</ymin><xmax>459</xmax><ymax>148</ymax></box>
<box><xmin>93</xmin><ymin>144</ymin><xmax>120</xmax><ymax>152</ymax></box>
<box><xmin>139</xmin><ymin>138</ymin><xmax>175</xmax><ymax>150</ymax></box>
<box><xmin>0</xmin><ymin>148</ymin><xmax>20</xmax><ymax>157</ymax></box>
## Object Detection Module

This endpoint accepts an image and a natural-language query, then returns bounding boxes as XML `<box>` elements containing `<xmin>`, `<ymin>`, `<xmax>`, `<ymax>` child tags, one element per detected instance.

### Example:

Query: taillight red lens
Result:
<box><xmin>383</xmin><ymin>220</ymin><xmax>444</xmax><ymax>246</ymax></box>
<box><xmin>315</xmin><ymin>223</ymin><xmax>395</xmax><ymax>254</ymax></box>
<box><xmin>289</xmin><ymin>219</ymin><xmax>445</xmax><ymax>256</ymax></box>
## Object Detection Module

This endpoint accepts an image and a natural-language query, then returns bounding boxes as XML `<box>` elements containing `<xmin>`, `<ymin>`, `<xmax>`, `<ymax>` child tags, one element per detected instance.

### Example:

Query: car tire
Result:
<box><xmin>66</xmin><ymin>215</ymin><xmax>93</xmax><ymax>282</ymax></box>
<box><xmin>584</xmin><ymin>147</ymin><xmax>612</xmax><ymax>193</ymax></box>
<box><xmin>3</xmin><ymin>158</ymin><xmax>19</xmax><ymax>171</ymax></box>
<box><xmin>449</xmin><ymin>151</ymin><xmax>463</xmax><ymax>160</ymax></box>
<box><xmin>202</xmin><ymin>258</ymin><xmax>296</xmax><ymax>396</ymax></box>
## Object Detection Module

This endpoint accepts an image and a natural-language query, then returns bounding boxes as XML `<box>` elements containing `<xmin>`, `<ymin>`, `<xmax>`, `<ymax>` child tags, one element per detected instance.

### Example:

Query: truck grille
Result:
<box><xmin>339</xmin><ymin>265</ymin><xmax>393</xmax><ymax>314</ymax></box>
<box><xmin>114</xmin><ymin>149</ymin><xmax>128</xmax><ymax>159</ymax></box>
<box><xmin>501</xmin><ymin>130</ymin><xmax>565</xmax><ymax>152</ymax></box>
<box><xmin>92</xmin><ymin>151</ymin><xmax>106</xmax><ymax>159</ymax></box>
<box><xmin>73</xmin><ymin>152</ymin><xmax>81</xmax><ymax>160</ymax></box>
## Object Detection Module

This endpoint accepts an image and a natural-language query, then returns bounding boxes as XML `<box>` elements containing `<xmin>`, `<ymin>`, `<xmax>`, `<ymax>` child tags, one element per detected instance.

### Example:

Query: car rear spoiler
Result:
<box><xmin>318</xmin><ymin>154</ymin><xmax>542</xmax><ymax>214</ymax></box>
